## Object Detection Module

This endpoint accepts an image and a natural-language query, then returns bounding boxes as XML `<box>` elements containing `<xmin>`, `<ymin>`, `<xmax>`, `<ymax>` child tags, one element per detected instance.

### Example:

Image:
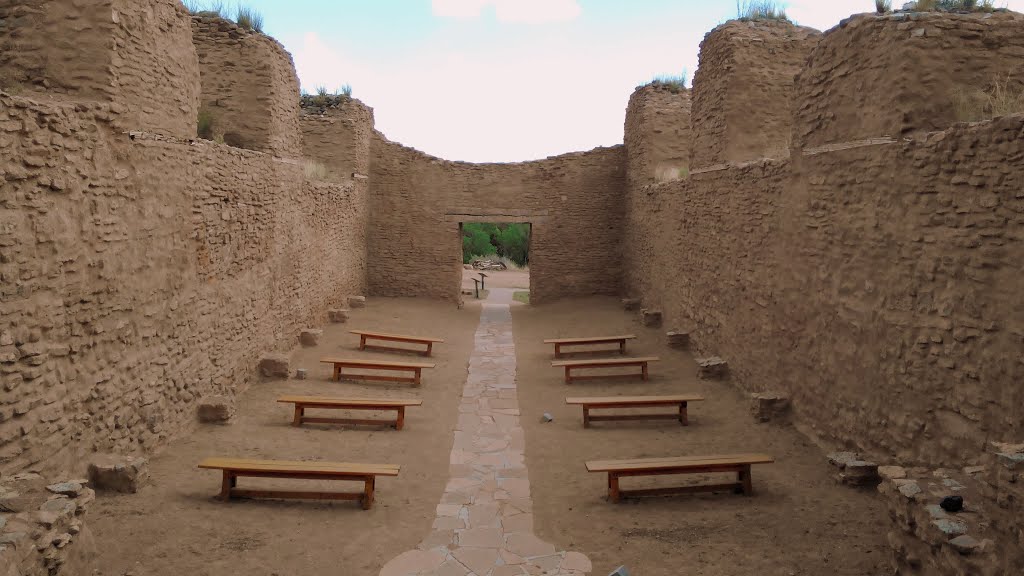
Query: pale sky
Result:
<box><xmin>214</xmin><ymin>0</ymin><xmax>1024</xmax><ymax>162</ymax></box>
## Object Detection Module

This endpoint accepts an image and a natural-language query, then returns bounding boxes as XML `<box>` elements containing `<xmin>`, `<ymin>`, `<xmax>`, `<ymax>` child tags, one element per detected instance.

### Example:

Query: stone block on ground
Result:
<box><xmin>840</xmin><ymin>460</ymin><xmax>880</xmax><ymax>487</ymax></box>
<box><xmin>666</xmin><ymin>330</ymin><xmax>690</xmax><ymax>349</ymax></box>
<box><xmin>348</xmin><ymin>295</ymin><xmax>367</xmax><ymax>308</ymax></box>
<box><xmin>296</xmin><ymin>368</ymin><xmax>308</xmax><ymax>380</ymax></box>
<box><xmin>299</xmin><ymin>329</ymin><xmax>323</xmax><ymax>347</ymax></box>
<box><xmin>640</xmin><ymin>309</ymin><xmax>662</xmax><ymax>328</ymax></box>
<box><xmin>827</xmin><ymin>451</ymin><xmax>860</xmax><ymax>468</ymax></box>
<box><xmin>749</xmin><ymin>392</ymin><xmax>790</xmax><ymax>422</ymax></box>
<box><xmin>622</xmin><ymin>298</ymin><xmax>641</xmax><ymax>311</ymax></box>
<box><xmin>328</xmin><ymin>308</ymin><xmax>350</xmax><ymax>323</ymax></box>
<box><xmin>87</xmin><ymin>454</ymin><xmax>149</xmax><ymax>493</ymax></box>
<box><xmin>258</xmin><ymin>353</ymin><xmax>290</xmax><ymax>379</ymax></box>
<box><xmin>197</xmin><ymin>396</ymin><xmax>234</xmax><ymax>423</ymax></box>
<box><xmin>696</xmin><ymin>356</ymin><xmax>728</xmax><ymax>379</ymax></box>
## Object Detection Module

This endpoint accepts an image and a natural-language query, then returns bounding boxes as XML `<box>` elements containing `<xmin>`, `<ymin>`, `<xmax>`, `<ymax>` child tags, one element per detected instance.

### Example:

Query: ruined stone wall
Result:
<box><xmin>795</xmin><ymin>11</ymin><xmax>1024</xmax><ymax>149</ymax></box>
<box><xmin>0</xmin><ymin>0</ymin><xmax>200</xmax><ymax>139</ymax></box>
<box><xmin>690</xmin><ymin>20</ymin><xmax>819</xmax><ymax>168</ymax></box>
<box><xmin>623</xmin><ymin>83</ymin><xmax>691</xmax><ymax>189</ymax></box>
<box><xmin>300</xmin><ymin>97</ymin><xmax>375</xmax><ymax>180</ymax></box>
<box><xmin>369</xmin><ymin>136</ymin><xmax>626</xmax><ymax>303</ymax></box>
<box><xmin>625</xmin><ymin>13</ymin><xmax>1024</xmax><ymax>470</ymax></box>
<box><xmin>0</xmin><ymin>90</ymin><xmax>366</xmax><ymax>475</ymax></box>
<box><xmin>191</xmin><ymin>15</ymin><xmax>301</xmax><ymax>154</ymax></box>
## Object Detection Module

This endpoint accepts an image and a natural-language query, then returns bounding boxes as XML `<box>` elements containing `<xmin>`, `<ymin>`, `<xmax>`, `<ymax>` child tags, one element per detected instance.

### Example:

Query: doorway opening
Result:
<box><xmin>459</xmin><ymin>222</ymin><xmax>531</xmax><ymax>304</ymax></box>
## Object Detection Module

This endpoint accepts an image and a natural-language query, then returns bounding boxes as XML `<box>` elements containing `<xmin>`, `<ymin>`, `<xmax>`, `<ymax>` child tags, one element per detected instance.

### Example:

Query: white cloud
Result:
<box><xmin>431</xmin><ymin>0</ymin><xmax>582</xmax><ymax>23</ymax></box>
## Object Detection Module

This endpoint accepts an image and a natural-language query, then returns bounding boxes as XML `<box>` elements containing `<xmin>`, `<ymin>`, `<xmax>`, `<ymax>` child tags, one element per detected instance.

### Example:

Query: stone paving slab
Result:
<box><xmin>380</xmin><ymin>301</ymin><xmax>591</xmax><ymax>576</ymax></box>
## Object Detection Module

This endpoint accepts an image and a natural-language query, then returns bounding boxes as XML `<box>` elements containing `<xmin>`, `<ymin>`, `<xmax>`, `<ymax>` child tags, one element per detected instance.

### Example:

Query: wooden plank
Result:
<box><xmin>552</xmin><ymin>357</ymin><xmax>659</xmax><ymax>368</ymax></box>
<box><xmin>350</xmin><ymin>330</ymin><xmax>444</xmax><ymax>343</ymax></box>
<box><xmin>229</xmin><ymin>489</ymin><xmax>365</xmax><ymax>501</ymax></box>
<box><xmin>198</xmin><ymin>457</ymin><xmax>400</xmax><ymax>477</ymax></box>
<box><xmin>586</xmin><ymin>414</ymin><xmax>684</xmax><ymax>422</ymax></box>
<box><xmin>566</xmin><ymin>395</ymin><xmax>704</xmax><ymax>406</ymax></box>
<box><xmin>544</xmin><ymin>335</ymin><xmax>637</xmax><ymax>344</ymax></box>
<box><xmin>277</xmin><ymin>396</ymin><xmax>423</xmax><ymax>407</ymax></box>
<box><xmin>586</xmin><ymin>454</ymin><xmax>774</xmax><ymax>473</ymax></box>
<box><xmin>320</xmin><ymin>358</ymin><xmax>436</xmax><ymax>369</ymax></box>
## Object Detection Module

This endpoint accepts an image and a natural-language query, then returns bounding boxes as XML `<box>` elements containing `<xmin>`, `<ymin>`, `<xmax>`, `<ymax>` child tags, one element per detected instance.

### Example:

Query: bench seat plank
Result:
<box><xmin>320</xmin><ymin>358</ymin><xmax>435</xmax><ymax>386</ymax></box>
<box><xmin>543</xmin><ymin>335</ymin><xmax>637</xmax><ymax>358</ymax></box>
<box><xmin>350</xmin><ymin>330</ymin><xmax>443</xmax><ymax>356</ymax></box>
<box><xmin>586</xmin><ymin>453</ymin><xmax>774</xmax><ymax>502</ymax></box>
<box><xmin>198</xmin><ymin>457</ymin><xmax>399</xmax><ymax>509</ymax></box>
<box><xmin>567</xmin><ymin>395</ymin><xmax>705</xmax><ymax>427</ymax></box>
<box><xmin>277</xmin><ymin>396</ymin><xmax>423</xmax><ymax>429</ymax></box>
<box><xmin>552</xmin><ymin>357</ymin><xmax>659</xmax><ymax>383</ymax></box>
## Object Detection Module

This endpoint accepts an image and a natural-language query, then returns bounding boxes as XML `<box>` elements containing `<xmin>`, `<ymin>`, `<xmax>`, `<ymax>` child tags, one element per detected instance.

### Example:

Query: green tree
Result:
<box><xmin>462</xmin><ymin>225</ymin><xmax>496</xmax><ymax>263</ymax></box>
<box><xmin>495</xmin><ymin>224</ymin><xmax>529</xmax><ymax>267</ymax></box>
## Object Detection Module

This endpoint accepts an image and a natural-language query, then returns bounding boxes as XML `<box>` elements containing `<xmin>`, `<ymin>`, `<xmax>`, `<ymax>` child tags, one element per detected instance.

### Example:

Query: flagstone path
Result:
<box><xmin>379</xmin><ymin>289</ymin><xmax>591</xmax><ymax>576</ymax></box>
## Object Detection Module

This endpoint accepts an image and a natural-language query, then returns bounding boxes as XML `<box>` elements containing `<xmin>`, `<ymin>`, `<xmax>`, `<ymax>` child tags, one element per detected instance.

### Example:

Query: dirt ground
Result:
<box><xmin>87</xmin><ymin>298</ymin><xmax>478</xmax><ymax>576</ymax></box>
<box><xmin>87</xmin><ymin>294</ymin><xmax>892</xmax><ymax>576</ymax></box>
<box><xmin>511</xmin><ymin>296</ymin><xmax>891</xmax><ymax>576</ymax></box>
<box><xmin>461</xmin><ymin>267</ymin><xmax>530</xmax><ymax>292</ymax></box>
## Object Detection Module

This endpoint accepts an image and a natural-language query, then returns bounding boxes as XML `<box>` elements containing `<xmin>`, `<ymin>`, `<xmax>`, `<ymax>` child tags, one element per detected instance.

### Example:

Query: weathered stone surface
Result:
<box><xmin>622</xmin><ymin>298</ymin><xmax>641</xmax><ymax>311</ymax></box>
<box><xmin>348</xmin><ymin>295</ymin><xmax>367</xmax><ymax>308</ymax></box>
<box><xmin>640</xmin><ymin>309</ymin><xmax>662</xmax><ymax>328</ymax></box>
<box><xmin>258</xmin><ymin>353</ymin><xmax>290</xmax><ymax>379</ymax></box>
<box><xmin>666</xmin><ymin>330</ymin><xmax>690</xmax><ymax>349</ymax></box>
<box><xmin>327</xmin><ymin>308</ymin><xmax>350</xmax><ymax>323</ymax></box>
<box><xmin>299</xmin><ymin>329</ymin><xmax>323</xmax><ymax>347</ymax></box>
<box><xmin>841</xmin><ymin>461</ymin><xmax>880</xmax><ymax>486</ymax></box>
<box><xmin>878</xmin><ymin>465</ymin><xmax>907</xmax><ymax>480</ymax></box>
<box><xmin>948</xmin><ymin>535</ymin><xmax>983</xmax><ymax>555</ymax></box>
<box><xmin>696</xmin><ymin>356</ymin><xmax>728</xmax><ymax>379</ymax></box>
<box><xmin>827</xmin><ymin>451</ymin><xmax>860</xmax><ymax>468</ymax></box>
<box><xmin>45</xmin><ymin>482</ymin><xmax>84</xmax><ymax>497</ymax></box>
<box><xmin>197</xmin><ymin>396</ymin><xmax>234</xmax><ymax>424</ymax></box>
<box><xmin>296</xmin><ymin>368</ymin><xmax>308</xmax><ymax>380</ymax></box>
<box><xmin>87</xmin><ymin>454</ymin><xmax>149</xmax><ymax>493</ymax></box>
<box><xmin>749</xmin><ymin>392</ymin><xmax>790</xmax><ymax>422</ymax></box>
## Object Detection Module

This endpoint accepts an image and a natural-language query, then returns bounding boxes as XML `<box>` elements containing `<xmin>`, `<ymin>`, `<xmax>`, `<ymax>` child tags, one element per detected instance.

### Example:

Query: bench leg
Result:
<box><xmin>359</xmin><ymin>335</ymin><xmax>367</xmax><ymax>351</ymax></box>
<box><xmin>608</xmin><ymin>473</ymin><xmax>621</xmax><ymax>503</ymax></box>
<box><xmin>362</xmin><ymin>476</ymin><xmax>375</xmax><ymax>510</ymax></box>
<box><xmin>641</xmin><ymin>362</ymin><xmax>649</xmax><ymax>380</ymax></box>
<box><xmin>619</xmin><ymin>340</ymin><xmax>626</xmax><ymax>354</ymax></box>
<box><xmin>414</xmin><ymin>368</ymin><xmax>422</xmax><ymax>387</ymax></box>
<box><xmin>219</xmin><ymin>471</ymin><xmax>235</xmax><ymax>501</ymax></box>
<box><xmin>293</xmin><ymin>405</ymin><xmax>304</xmax><ymax>426</ymax></box>
<box><xmin>396</xmin><ymin>406</ymin><xmax>405</xmax><ymax>431</ymax></box>
<box><xmin>679</xmin><ymin>401</ymin><xmax>688</xmax><ymax>426</ymax></box>
<box><xmin>554</xmin><ymin>343</ymin><xmax>562</xmax><ymax>358</ymax></box>
<box><xmin>583</xmin><ymin>407</ymin><xmax>590</xmax><ymax>428</ymax></box>
<box><xmin>738</xmin><ymin>466</ymin><xmax>753</xmax><ymax>496</ymax></box>
<box><xmin>333</xmin><ymin>364</ymin><xmax>341</xmax><ymax>381</ymax></box>
<box><xmin>424</xmin><ymin>342</ymin><xmax>433</xmax><ymax>357</ymax></box>
<box><xmin>564</xmin><ymin>366</ymin><xmax>571</xmax><ymax>384</ymax></box>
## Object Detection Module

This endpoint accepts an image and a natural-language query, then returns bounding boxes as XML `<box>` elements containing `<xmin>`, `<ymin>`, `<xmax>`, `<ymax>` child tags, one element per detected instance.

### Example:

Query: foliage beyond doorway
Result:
<box><xmin>461</xmin><ymin>223</ymin><xmax>530</xmax><ymax>266</ymax></box>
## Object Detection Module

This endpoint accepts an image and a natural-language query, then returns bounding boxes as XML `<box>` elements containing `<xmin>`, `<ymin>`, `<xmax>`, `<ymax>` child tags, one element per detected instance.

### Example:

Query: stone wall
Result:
<box><xmin>369</xmin><ymin>135</ymin><xmax>626</xmax><ymax>303</ymax></box>
<box><xmin>795</xmin><ymin>11</ymin><xmax>1024</xmax><ymax>150</ymax></box>
<box><xmin>192</xmin><ymin>14</ymin><xmax>301</xmax><ymax>154</ymax></box>
<box><xmin>690</xmin><ymin>19</ymin><xmax>819</xmax><ymax>168</ymax></box>
<box><xmin>300</xmin><ymin>96</ymin><xmax>375</xmax><ymax>180</ymax></box>
<box><xmin>623</xmin><ymin>83</ymin><xmax>691</xmax><ymax>189</ymax></box>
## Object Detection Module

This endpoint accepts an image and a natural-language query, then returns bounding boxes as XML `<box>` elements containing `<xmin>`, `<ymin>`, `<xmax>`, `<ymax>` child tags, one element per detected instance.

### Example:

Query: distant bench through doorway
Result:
<box><xmin>544</xmin><ymin>335</ymin><xmax>636</xmax><ymax>358</ymax></box>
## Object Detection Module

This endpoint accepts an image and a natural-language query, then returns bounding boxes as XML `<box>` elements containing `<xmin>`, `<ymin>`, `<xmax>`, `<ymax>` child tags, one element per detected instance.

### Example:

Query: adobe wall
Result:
<box><xmin>624</xmin><ymin>13</ymin><xmax>1024</xmax><ymax>470</ymax></box>
<box><xmin>369</xmin><ymin>136</ymin><xmax>626</xmax><ymax>303</ymax></box>
<box><xmin>192</xmin><ymin>14</ymin><xmax>302</xmax><ymax>154</ymax></box>
<box><xmin>0</xmin><ymin>0</ymin><xmax>200</xmax><ymax>139</ymax></box>
<box><xmin>623</xmin><ymin>83</ymin><xmax>692</xmax><ymax>189</ymax></box>
<box><xmin>795</xmin><ymin>11</ymin><xmax>1024</xmax><ymax>149</ymax></box>
<box><xmin>0</xmin><ymin>0</ymin><xmax>366</xmax><ymax>477</ymax></box>
<box><xmin>300</xmin><ymin>96</ymin><xmax>375</xmax><ymax>180</ymax></box>
<box><xmin>690</xmin><ymin>20</ymin><xmax>819</xmax><ymax>168</ymax></box>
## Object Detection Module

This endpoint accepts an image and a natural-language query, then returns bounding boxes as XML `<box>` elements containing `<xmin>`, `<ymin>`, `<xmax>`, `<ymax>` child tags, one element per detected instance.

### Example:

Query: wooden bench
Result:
<box><xmin>566</xmin><ymin>394</ymin><xmax>705</xmax><ymax>427</ymax></box>
<box><xmin>586</xmin><ymin>453</ymin><xmax>775</xmax><ymax>502</ymax></box>
<box><xmin>277</xmin><ymin>396</ymin><xmax>423</xmax><ymax>430</ymax></box>
<box><xmin>320</xmin><ymin>358</ymin><xmax>435</xmax><ymax>386</ymax></box>
<box><xmin>544</xmin><ymin>335</ymin><xmax>637</xmax><ymax>358</ymax></box>
<box><xmin>551</xmin><ymin>357</ymin><xmax>659</xmax><ymax>383</ymax></box>
<box><xmin>197</xmin><ymin>457</ymin><xmax>400</xmax><ymax>509</ymax></box>
<box><xmin>350</xmin><ymin>330</ymin><xmax>444</xmax><ymax>356</ymax></box>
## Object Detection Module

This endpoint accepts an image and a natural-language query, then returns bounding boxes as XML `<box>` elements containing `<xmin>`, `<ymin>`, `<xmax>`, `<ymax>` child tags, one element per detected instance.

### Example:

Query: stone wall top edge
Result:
<box><xmin>373</xmin><ymin>129</ymin><xmax>623</xmax><ymax>167</ymax></box>
<box><xmin>822</xmin><ymin>8</ymin><xmax>1024</xmax><ymax>36</ymax></box>
<box><xmin>190</xmin><ymin>14</ymin><xmax>296</xmax><ymax>63</ymax></box>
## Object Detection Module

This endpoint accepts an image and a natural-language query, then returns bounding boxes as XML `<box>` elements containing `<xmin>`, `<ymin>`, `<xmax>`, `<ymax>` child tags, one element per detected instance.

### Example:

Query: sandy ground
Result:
<box><xmin>461</xmin><ymin>268</ymin><xmax>530</xmax><ymax>292</ymax></box>
<box><xmin>88</xmin><ymin>298</ymin><xmax>479</xmax><ymax>576</ymax></box>
<box><xmin>511</xmin><ymin>296</ymin><xmax>891</xmax><ymax>576</ymax></box>
<box><xmin>87</xmin><ymin>294</ymin><xmax>893</xmax><ymax>576</ymax></box>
